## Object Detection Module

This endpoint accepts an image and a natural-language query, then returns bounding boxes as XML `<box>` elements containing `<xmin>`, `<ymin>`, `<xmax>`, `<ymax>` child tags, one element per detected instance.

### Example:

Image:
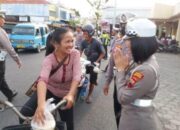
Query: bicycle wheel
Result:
<box><xmin>3</xmin><ymin>121</ymin><xmax>66</xmax><ymax>130</ymax></box>
<box><xmin>2</xmin><ymin>124</ymin><xmax>31</xmax><ymax>130</ymax></box>
<box><xmin>55</xmin><ymin>121</ymin><xmax>67</xmax><ymax>130</ymax></box>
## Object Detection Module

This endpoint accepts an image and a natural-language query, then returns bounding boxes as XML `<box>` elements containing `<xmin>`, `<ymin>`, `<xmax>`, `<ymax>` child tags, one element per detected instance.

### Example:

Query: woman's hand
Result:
<box><xmin>33</xmin><ymin>104</ymin><xmax>45</xmax><ymax>125</ymax></box>
<box><xmin>113</xmin><ymin>47</ymin><xmax>129</xmax><ymax>71</ymax></box>
<box><xmin>63</xmin><ymin>94</ymin><xmax>74</xmax><ymax>109</ymax></box>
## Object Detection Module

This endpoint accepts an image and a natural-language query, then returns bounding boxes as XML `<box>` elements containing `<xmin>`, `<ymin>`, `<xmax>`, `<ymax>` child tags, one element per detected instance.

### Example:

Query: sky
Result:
<box><xmin>51</xmin><ymin>0</ymin><xmax>180</xmax><ymax>17</ymax></box>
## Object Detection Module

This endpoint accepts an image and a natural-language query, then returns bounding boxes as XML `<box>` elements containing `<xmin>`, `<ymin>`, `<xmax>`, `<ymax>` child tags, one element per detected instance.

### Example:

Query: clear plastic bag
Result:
<box><xmin>31</xmin><ymin>98</ymin><xmax>56</xmax><ymax>130</ymax></box>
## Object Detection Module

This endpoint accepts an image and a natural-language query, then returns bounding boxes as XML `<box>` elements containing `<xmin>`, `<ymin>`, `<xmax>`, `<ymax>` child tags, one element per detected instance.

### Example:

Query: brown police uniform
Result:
<box><xmin>115</xmin><ymin>55</ymin><xmax>163</xmax><ymax>130</ymax></box>
<box><xmin>0</xmin><ymin>26</ymin><xmax>21</xmax><ymax>100</ymax></box>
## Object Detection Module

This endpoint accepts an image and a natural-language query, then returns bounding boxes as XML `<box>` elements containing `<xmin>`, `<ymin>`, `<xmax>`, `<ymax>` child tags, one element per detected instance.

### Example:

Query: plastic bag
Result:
<box><xmin>31</xmin><ymin>98</ymin><xmax>56</xmax><ymax>130</ymax></box>
<box><xmin>79</xmin><ymin>77</ymin><xmax>89</xmax><ymax>100</ymax></box>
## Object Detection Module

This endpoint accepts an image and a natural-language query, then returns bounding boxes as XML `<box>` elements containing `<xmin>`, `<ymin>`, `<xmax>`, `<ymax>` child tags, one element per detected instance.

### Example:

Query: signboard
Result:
<box><xmin>19</xmin><ymin>16</ymin><xmax>28</xmax><ymax>22</ymax></box>
<box><xmin>0</xmin><ymin>0</ymin><xmax>49</xmax><ymax>4</ymax></box>
<box><xmin>5</xmin><ymin>15</ymin><xmax>30</xmax><ymax>22</ymax></box>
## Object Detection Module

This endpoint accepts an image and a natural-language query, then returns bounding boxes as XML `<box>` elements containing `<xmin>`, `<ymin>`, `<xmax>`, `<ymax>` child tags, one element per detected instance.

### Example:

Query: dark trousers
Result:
<box><xmin>0</xmin><ymin>61</ymin><xmax>13</xmax><ymax>99</ymax></box>
<box><xmin>113</xmin><ymin>79</ymin><xmax>122</xmax><ymax>128</ymax></box>
<box><xmin>20</xmin><ymin>90</ymin><xmax>74</xmax><ymax>130</ymax></box>
<box><xmin>103</xmin><ymin>44</ymin><xmax>108</xmax><ymax>59</ymax></box>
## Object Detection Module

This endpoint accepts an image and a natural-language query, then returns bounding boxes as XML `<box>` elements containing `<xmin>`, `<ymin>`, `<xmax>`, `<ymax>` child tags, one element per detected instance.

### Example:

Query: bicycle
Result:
<box><xmin>0</xmin><ymin>98</ymin><xmax>67</xmax><ymax>130</ymax></box>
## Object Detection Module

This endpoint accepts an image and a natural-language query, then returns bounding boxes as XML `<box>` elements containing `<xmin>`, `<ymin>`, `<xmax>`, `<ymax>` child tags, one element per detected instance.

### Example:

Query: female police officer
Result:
<box><xmin>113</xmin><ymin>18</ymin><xmax>163</xmax><ymax>130</ymax></box>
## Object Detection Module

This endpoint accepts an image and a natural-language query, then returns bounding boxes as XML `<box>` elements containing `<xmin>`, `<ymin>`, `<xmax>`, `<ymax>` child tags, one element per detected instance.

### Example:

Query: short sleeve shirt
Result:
<box><xmin>38</xmin><ymin>49</ymin><xmax>82</xmax><ymax>97</ymax></box>
<box><xmin>80</xmin><ymin>38</ymin><xmax>105</xmax><ymax>62</ymax></box>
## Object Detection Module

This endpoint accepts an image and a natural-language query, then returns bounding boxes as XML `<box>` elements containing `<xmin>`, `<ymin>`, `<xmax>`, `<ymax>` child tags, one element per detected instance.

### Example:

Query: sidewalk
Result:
<box><xmin>153</xmin><ymin>53</ymin><xmax>180</xmax><ymax>130</ymax></box>
<box><xmin>74</xmin><ymin>53</ymin><xmax>180</xmax><ymax>130</ymax></box>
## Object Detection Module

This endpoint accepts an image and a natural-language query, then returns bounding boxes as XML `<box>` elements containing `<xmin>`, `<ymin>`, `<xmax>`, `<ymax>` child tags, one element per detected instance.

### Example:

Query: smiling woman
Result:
<box><xmin>20</xmin><ymin>27</ymin><xmax>82</xmax><ymax>130</ymax></box>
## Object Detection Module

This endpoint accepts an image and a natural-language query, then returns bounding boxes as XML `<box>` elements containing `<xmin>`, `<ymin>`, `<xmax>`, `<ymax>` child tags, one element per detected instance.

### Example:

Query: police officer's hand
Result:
<box><xmin>103</xmin><ymin>83</ymin><xmax>110</xmax><ymax>96</ymax></box>
<box><xmin>113</xmin><ymin>47</ymin><xmax>129</xmax><ymax>71</ymax></box>
<box><xmin>17</xmin><ymin>61</ymin><xmax>22</xmax><ymax>68</ymax></box>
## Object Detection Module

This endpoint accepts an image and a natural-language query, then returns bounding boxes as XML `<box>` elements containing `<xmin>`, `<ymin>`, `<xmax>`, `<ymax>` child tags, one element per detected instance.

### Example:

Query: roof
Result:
<box><xmin>15</xmin><ymin>23</ymin><xmax>47</xmax><ymax>28</ymax></box>
<box><xmin>149</xmin><ymin>18</ymin><xmax>168</xmax><ymax>22</ymax></box>
<box><xmin>0</xmin><ymin>0</ymin><xmax>50</xmax><ymax>4</ymax></box>
<box><xmin>169</xmin><ymin>13</ymin><xmax>180</xmax><ymax>21</ymax></box>
<box><xmin>150</xmin><ymin>13</ymin><xmax>180</xmax><ymax>22</ymax></box>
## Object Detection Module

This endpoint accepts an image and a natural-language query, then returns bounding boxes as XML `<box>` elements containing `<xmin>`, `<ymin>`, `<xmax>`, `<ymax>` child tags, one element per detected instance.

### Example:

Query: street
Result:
<box><xmin>0</xmin><ymin>51</ymin><xmax>180</xmax><ymax>130</ymax></box>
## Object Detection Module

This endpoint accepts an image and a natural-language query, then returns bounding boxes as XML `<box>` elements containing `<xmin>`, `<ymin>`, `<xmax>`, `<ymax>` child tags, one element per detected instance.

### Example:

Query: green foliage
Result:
<box><xmin>71</xmin><ymin>8</ymin><xmax>80</xmax><ymax>17</ymax></box>
<box><xmin>69</xmin><ymin>19</ymin><xmax>80</xmax><ymax>27</ymax></box>
<box><xmin>86</xmin><ymin>0</ymin><xmax>109</xmax><ymax>34</ymax></box>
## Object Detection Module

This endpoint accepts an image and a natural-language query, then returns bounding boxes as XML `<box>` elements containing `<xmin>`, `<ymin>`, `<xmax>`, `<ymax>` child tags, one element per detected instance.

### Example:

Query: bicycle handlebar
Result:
<box><xmin>0</xmin><ymin>99</ymin><xmax>31</xmax><ymax>120</ymax></box>
<box><xmin>50</xmin><ymin>99</ymin><xmax>67</xmax><ymax>113</ymax></box>
<box><xmin>80</xmin><ymin>58</ymin><xmax>101</xmax><ymax>73</ymax></box>
<box><xmin>0</xmin><ymin>99</ymin><xmax>67</xmax><ymax>120</ymax></box>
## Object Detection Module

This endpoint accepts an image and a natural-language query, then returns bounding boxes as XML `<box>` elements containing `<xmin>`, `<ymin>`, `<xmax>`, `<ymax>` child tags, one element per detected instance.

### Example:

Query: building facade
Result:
<box><xmin>150</xmin><ymin>2</ymin><xmax>180</xmax><ymax>42</ymax></box>
<box><xmin>0</xmin><ymin>0</ymin><xmax>51</xmax><ymax>22</ymax></box>
<box><xmin>101</xmin><ymin>7</ymin><xmax>151</xmax><ymax>24</ymax></box>
<box><xmin>0</xmin><ymin>0</ymin><xmax>74</xmax><ymax>23</ymax></box>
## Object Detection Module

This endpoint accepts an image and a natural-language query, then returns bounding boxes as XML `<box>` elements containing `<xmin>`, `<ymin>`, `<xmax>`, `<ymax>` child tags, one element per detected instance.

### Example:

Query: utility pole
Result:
<box><xmin>113</xmin><ymin>0</ymin><xmax>117</xmax><ymax>26</ymax></box>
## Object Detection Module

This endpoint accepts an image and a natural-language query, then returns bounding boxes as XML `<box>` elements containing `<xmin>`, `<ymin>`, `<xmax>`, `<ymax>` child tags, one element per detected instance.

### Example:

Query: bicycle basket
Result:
<box><xmin>2</xmin><ymin>121</ymin><xmax>67</xmax><ymax>130</ymax></box>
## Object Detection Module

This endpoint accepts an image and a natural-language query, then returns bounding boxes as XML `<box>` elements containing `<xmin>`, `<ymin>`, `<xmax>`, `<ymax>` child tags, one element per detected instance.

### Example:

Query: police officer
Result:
<box><xmin>103</xmin><ymin>28</ymin><xmax>130</xmax><ymax>128</ymax></box>
<box><xmin>0</xmin><ymin>14</ymin><xmax>22</xmax><ymax>101</ymax></box>
<box><xmin>80</xmin><ymin>24</ymin><xmax>105</xmax><ymax>103</ymax></box>
<box><xmin>113</xmin><ymin>19</ymin><xmax>163</xmax><ymax>130</ymax></box>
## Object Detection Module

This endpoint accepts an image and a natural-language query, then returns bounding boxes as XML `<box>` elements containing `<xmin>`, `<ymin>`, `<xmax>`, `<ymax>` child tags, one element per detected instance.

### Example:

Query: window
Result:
<box><xmin>45</xmin><ymin>27</ymin><xmax>49</xmax><ymax>34</ymax></box>
<box><xmin>12</xmin><ymin>27</ymin><xmax>34</xmax><ymax>35</ymax></box>
<box><xmin>35</xmin><ymin>29</ymin><xmax>40</xmax><ymax>36</ymax></box>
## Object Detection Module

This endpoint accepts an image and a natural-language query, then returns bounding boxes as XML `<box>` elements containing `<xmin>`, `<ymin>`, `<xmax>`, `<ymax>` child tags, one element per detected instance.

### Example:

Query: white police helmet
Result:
<box><xmin>0</xmin><ymin>14</ymin><xmax>5</xmax><ymax>19</ymax></box>
<box><xmin>125</xmin><ymin>18</ymin><xmax>156</xmax><ymax>38</ymax></box>
<box><xmin>113</xmin><ymin>26</ymin><xmax>119</xmax><ymax>31</ymax></box>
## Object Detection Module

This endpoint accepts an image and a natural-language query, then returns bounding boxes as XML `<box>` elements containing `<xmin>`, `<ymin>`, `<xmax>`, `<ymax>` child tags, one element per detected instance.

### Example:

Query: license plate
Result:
<box><xmin>17</xmin><ymin>45</ymin><xmax>25</xmax><ymax>48</ymax></box>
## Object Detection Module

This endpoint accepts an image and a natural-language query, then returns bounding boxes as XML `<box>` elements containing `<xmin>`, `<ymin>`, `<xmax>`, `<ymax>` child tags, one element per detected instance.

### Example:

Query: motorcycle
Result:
<box><xmin>157</xmin><ymin>42</ymin><xmax>180</xmax><ymax>54</ymax></box>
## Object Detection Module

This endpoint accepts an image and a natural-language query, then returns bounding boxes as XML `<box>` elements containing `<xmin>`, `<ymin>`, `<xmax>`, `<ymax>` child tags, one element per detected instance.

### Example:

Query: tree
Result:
<box><xmin>71</xmin><ymin>8</ymin><xmax>80</xmax><ymax>17</ymax></box>
<box><xmin>69</xmin><ymin>9</ymin><xmax>81</xmax><ymax>28</ymax></box>
<box><xmin>86</xmin><ymin>0</ymin><xmax>109</xmax><ymax>35</ymax></box>
<box><xmin>69</xmin><ymin>19</ymin><xmax>81</xmax><ymax>28</ymax></box>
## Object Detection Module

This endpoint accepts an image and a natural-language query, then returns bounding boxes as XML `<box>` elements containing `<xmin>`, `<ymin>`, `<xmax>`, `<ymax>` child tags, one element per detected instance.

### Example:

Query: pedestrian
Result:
<box><xmin>102</xmin><ymin>28</ymin><xmax>131</xmax><ymax>128</ymax></box>
<box><xmin>102</xmin><ymin>27</ymin><xmax>122</xmax><ymax>72</ymax></box>
<box><xmin>80</xmin><ymin>24</ymin><xmax>105</xmax><ymax>103</ymax></box>
<box><xmin>100</xmin><ymin>30</ymin><xmax>110</xmax><ymax>60</ymax></box>
<box><xmin>20</xmin><ymin>28</ymin><xmax>82</xmax><ymax>130</ymax></box>
<box><xmin>74</xmin><ymin>25</ymin><xmax>84</xmax><ymax>50</ymax></box>
<box><xmin>45</xmin><ymin>30</ymin><xmax>54</xmax><ymax>56</ymax></box>
<box><xmin>113</xmin><ymin>18</ymin><xmax>163</xmax><ymax>130</ymax></box>
<box><xmin>0</xmin><ymin>14</ymin><xmax>22</xmax><ymax>101</ymax></box>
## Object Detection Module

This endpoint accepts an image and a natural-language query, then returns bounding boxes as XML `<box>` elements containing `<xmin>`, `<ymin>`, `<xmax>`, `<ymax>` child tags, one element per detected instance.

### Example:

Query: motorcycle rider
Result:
<box><xmin>80</xmin><ymin>24</ymin><xmax>105</xmax><ymax>103</ymax></box>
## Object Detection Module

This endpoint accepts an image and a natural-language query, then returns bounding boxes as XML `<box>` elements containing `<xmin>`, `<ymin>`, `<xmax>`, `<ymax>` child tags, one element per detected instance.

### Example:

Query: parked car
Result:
<box><xmin>10</xmin><ymin>23</ymin><xmax>49</xmax><ymax>52</ymax></box>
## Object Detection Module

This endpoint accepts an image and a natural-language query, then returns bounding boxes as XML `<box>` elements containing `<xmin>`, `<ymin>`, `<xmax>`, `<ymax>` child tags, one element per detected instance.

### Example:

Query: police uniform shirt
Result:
<box><xmin>0</xmin><ymin>27</ymin><xmax>20</xmax><ymax>63</ymax></box>
<box><xmin>115</xmin><ymin>55</ymin><xmax>163</xmax><ymax>130</ymax></box>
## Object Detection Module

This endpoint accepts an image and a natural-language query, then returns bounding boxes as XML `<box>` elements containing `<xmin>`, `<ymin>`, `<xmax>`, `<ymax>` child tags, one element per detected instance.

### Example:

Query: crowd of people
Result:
<box><xmin>0</xmin><ymin>13</ymin><xmax>163</xmax><ymax>130</ymax></box>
